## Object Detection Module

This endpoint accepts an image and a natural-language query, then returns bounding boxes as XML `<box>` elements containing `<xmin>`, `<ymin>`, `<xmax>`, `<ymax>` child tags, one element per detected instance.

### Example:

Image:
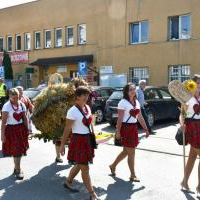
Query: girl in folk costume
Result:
<box><xmin>16</xmin><ymin>86</ymin><xmax>33</xmax><ymax>134</ymax></box>
<box><xmin>180</xmin><ymin>74</ymin><xmax>200</xmax><ymax>194</ymax></box>
<box><xmin>109</xmin><ymin>83</ymin><xmax>149</xmax><ymax>181</ymax></box>
<box><xmin>1</xmin><ymin>88</ymin><xmax>29</xmax><ymax>180</ymax></box>
<box><xmin>60</xmin><ymin>86</ymin><xmax>99</xmax><ymax>200</ymax></box>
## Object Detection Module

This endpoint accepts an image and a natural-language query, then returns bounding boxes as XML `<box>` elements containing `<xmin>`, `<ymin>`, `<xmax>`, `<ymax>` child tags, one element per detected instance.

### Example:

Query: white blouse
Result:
<box><xmin>118</xmin><ymin>99</ymin><xmax>140</xmax><ymax>123</ymax></box>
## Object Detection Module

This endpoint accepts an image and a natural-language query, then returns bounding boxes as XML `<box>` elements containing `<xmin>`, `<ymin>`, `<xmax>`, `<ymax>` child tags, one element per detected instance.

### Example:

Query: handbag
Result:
<box><xmin>175</xmin><ymin>127</ymin><xmax>188</xmax><ymax>146</ymax></box>
<box><xmin>175</xmin><ymin>113</ymin><xmax>196</xmax><ymax>145</ymax></box>
<box><xmin>75</xmin><ymin>105</ymin><xmax>97</xmax><ymax>149</ymax></box>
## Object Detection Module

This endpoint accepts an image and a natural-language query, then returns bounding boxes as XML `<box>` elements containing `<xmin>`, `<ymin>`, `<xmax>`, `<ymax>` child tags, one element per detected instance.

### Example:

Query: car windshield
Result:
<box><xmin>23</xmin><ymin>90</ymin><xmax>40</xmax><ymax>99</ymax></box>
<box><xmin>109</xmin><ymin>91</ymin><xmax>123</xmax><ymax>100</ymax></box>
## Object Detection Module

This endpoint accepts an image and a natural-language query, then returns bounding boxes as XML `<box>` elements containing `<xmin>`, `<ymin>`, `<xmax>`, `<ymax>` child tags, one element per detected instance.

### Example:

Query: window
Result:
<box><xmin>159</xmin><ymin>89</ymin><xmax>172</xmax><ymax>100</ymax></box>
<box><xmin>66</xmin><ymin>26</ymin><xmax>74</xmax><ymax>46</ymax></box>
<box><xmin>16</xmin><ymin>34</ymin><xmax>21</xmax><ymax>51</ymax></box>
<box><xmin>145</xmin><ymin>89</ymin><xmax>160</xmax><ymax>100</ymax></box>
<box><xmin>130</xmin><ymin>20</ymin><xmax>149</xmax><ymax>44</ymax></box>
<box><xmin>168</xmin><ymin>65</ymin><xmax>190</xmax><ymax>82</ymax></box>
<box><xmin>24</xmin><ymin>33</ymin><xmax>31</xmax><ymax>50</ymax></box>
<box><xmin>55</xmin><ymin>28</ymin><xmax>62</xmax><ymax>47</ymax></box>
<box><xmin>35</xmin><ymin>32</ymin><xmax>41</xmax><ymax>49</ymax></box>
<box><xmin>7</xmin><ymin>36</ymin><xmax>12</xmax><ymax>51</ymax></box>
<box><xmin>129</xmin><ymin>67</ymin><xmax>149</xmax><ymax>85</ymax></box>
<box><xmin>45</xmin><ymin>30</ymin><xmax>51</xmax><ymax>48</ymax></box>
<box><xmin>169</xmin><ymin>15</ymin><xmax>190</xmax><ymax>40</ymax></box>
<box><xmin>0</xmin><ymin>37</ymin><xmax>4</xmax><ymax>52</ymax></box>
<box><xmin>78</xmin><ymin>24</ymin><xmax>86</xmax><ymax>44</ymax></box>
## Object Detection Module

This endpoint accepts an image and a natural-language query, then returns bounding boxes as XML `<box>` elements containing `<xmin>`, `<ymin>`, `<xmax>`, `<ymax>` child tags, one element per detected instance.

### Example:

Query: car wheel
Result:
<box><xmin>95</xmin><ymin>108</ymin><xmax>103</xmax><ymax>124</ymax></box>
<box><xmin>147</xmin><ymin>111</ymin><xmax>155</xmax><ymax>127</ymax></box>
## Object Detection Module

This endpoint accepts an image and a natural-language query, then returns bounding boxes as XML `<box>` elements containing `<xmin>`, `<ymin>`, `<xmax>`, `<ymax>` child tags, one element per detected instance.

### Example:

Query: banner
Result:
<box><xmin>0</xmin><ymin>51</ymin><xmax>29</xmax><ymax>64</ymax></box>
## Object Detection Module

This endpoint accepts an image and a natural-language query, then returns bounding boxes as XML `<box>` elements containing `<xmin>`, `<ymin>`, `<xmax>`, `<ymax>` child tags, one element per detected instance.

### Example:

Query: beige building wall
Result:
<box><xmin>0</xmin><ymin>0</ymin><xmax>200</xmax><ymax>87</ymax></box>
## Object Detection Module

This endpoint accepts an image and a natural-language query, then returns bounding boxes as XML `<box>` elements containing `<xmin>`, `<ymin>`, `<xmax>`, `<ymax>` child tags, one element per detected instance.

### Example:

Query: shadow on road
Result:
<box><xmin>181</xmin><ymin>189</ymin><xmax>197</xmax><ymax>200</ymax></box>
<box><xmin>105</xmin><ymin>176</ymin><xmax>145</xmax><ymax>200</ymax></box>
<box><xmin>0</xmin><ymin>162</ymin><xmax>107</xmax><ymax>200</ymax></box>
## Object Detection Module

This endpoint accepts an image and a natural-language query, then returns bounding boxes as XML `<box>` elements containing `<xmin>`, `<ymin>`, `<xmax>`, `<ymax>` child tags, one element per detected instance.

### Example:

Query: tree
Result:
<box><xmin>2</xmin><ymin>50</ymin><xmax>13</xmax><ymax>80</ymax></box>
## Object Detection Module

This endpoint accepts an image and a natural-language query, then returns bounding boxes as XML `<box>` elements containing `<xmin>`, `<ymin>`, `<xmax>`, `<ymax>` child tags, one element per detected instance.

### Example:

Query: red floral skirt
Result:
<box><xmin>120</xmin><ymin>123</ymin><xmax>138</xmax><ymax>148</ymax></box>
<box><xmin>185</xmin><ymin>119</ymin><xmax>200</xmax><ymax>149</ymax></box>
<box><xmin>67</xmin><ymin>133</ymin><xmax>95</xmax><ymax>165</ymax></box>
<box><xmin>2</xmin><ymin>124</ymin><xmax>29</xmax><ymax>157</ymax></box>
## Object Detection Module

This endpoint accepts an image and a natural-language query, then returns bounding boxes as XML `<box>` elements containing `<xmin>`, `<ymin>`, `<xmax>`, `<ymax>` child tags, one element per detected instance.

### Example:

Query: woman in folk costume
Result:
<box><xmin>1</xmin><ymin>88</ymin><xmax>29</xmax><ymax>180</ymax></box>
<box><xmin>60</xmin><ymin>86</ymin><xmax>99</xmax><ymax>200</ymax></box>
<box><xmin>16</xmin><ymin>86</ymin><xmax>33</xmax><ymax>134</ymax></box>
<box><xmin>109</xmin><ymin>83</ymin><xmax>149</xmax><ymax>181</ymax></box>
<box><xmin>180</xmin><ymin>74</ymin><xmax>200</xmax><ymax>194</ymax></box>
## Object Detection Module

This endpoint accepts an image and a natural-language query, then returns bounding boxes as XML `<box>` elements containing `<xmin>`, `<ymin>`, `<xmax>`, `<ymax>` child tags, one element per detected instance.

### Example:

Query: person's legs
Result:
<box><xmin>109</xmin><ymin>148</ymin><xmax>127</xmax><ymax>175</ymax></box>
<box><xmin>193</xmin><ymin>148</ymin><xmax>200</xmax><ymax>193</ymax></box>
<box><xmin>64</xmin><ymin>165</ymin><xmax>80</xmax><ymax>192</ymax></box>
<box><xmin>80</xmin><ymin>164</ymin><xmax>98</xmax><ymax>199</ymax></box>
<box><xmin>141</xmin><ymin>108</ymin><xmax>152</xmax><ymax>133</ymax></box>
<box><xmin>55</xmin><ymin>143</ymin><xmax>63</xmax><ymax>163</ymax></box>
<box><xmin>181</xmin><ymin>146</ymin><xmax>197</xmax><ymax>190</ymax></box>
<box><xmin>67</xmin><ymin>165</ymin><xmax>81</xmax><ymax>183</ymax></box>
<box><xmin>13</xmin><ymin>156</ymin><xmax>24</xmax><ymax>180</ymax></box>
<box><xmin>125</xmin><ymin>147</ymin><xmax>137</xmax><ymax>178</ymax></box>
<box><xmin>13</xmin><ymin>156</ymin><xmax>21</xmax><ymax>172</ymax></box>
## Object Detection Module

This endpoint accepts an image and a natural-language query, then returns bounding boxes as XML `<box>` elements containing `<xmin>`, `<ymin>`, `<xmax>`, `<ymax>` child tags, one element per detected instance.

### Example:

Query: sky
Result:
<box><xmin>0</xmin><ymin>0</ymin><xmax>37</xmax><ymax>9</ymax></box>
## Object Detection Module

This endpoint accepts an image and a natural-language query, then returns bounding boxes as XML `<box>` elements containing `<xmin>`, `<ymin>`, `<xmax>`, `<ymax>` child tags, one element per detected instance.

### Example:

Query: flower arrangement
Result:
<box><xmin>178</xmin><ymin>79</ymin><xmax>198</xmax><ymax>119</ymax></box>
<box><xmin>185</xmin><ymin>80</ymin><xmax>197</xmax><ymax>93</ymax></box>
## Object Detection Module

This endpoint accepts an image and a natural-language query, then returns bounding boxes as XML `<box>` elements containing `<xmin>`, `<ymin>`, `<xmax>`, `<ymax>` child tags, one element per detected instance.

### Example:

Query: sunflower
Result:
<box><xmin>185</xmin><ymin>80</ymin><xmax>197</xmax><ymax>92</ymax></box>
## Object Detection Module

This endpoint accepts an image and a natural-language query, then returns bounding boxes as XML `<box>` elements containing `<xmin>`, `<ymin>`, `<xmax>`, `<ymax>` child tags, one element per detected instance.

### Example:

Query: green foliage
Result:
<box><xmin>2</xmin><ymin>51</ymin><xmax>13</xmax><ymax>80</ymax></box>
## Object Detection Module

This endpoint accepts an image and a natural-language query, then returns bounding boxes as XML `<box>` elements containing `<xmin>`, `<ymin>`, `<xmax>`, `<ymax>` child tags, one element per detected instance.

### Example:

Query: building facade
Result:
<box><xmin>0</xmin><ymin>0</ymin><xmax>199</xmax><ymax>87</ymax></box>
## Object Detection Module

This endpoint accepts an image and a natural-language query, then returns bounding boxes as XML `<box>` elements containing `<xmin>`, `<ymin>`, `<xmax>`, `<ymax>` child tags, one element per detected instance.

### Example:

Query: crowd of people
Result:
<box><xmin>0</xmin><ymin>75</ymin><xmax>200</xmax><ymax>199</ymax></box>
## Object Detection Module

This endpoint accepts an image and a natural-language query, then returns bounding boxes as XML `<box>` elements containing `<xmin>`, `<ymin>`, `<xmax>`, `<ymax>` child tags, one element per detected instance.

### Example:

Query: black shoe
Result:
<box><xmin>55</xmin><ymin>157</ymin><xmax>63</xmax><ymax>163</ymax></box>
<box><xmin>15</xmin><ymin>171</ymin><xmax>24</xmax><ymax>180</ymax></box>
<box><xmin>150</xmin><ymin>131</ymin><xmax>156</xmax><ymax>135</ymax></box>
<box><xmin>63</xmin><ymin>182</ymin><xmax>79</xmax><ymax>193</ymax></box>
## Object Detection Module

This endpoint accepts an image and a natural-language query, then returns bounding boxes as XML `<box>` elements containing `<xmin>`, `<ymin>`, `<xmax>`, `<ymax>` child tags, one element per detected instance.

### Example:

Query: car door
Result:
<box><xmin>158</xmin><ymin>88</ymin><xmax>180</xmax><ymax>119</ymax></box>
<box><xmin>98</xmin><ymin>89</ymin><xmax>112</xmax><ymax>109</ymax></box>
<box><xmin>145</xmin><ymin>88</ymin><xmax>163</xmax><ymax>120</ymax></box>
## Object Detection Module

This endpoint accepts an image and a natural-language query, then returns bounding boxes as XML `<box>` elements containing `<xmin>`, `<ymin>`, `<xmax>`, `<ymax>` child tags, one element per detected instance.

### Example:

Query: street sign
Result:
<box><xmin>78</xmin><ymin>61</ymin><xmax>87</xmax><ymax>76</ymax></box>
<box><xmin>0</xmin><ymin>66</ymin><xmax>5</xmax><ymax>79</ymax></box>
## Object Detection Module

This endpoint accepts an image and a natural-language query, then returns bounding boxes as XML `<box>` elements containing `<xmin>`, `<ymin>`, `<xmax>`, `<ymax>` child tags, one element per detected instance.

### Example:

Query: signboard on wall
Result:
<box><xmin>100</xmin><ymin>74</ymin><xmax>127</xmax><ymax>87</ymax></box>
<box><xmin>78</xmin><ymin>61</ymin><xmax>87</xmax><ymax>76</ymax></box>
<box><xmin>57</xmin><ymin>66</ymin><xmax>67</xmax><ymax>73</ymax></box>
<box><xmin>100</xmin><ymin>66</ymin><xmax>113</xmax><ymax>74</ymax></box>
<box><xmin>0</xmin><ymin>51</ymin><xmax>29</xmax><ymax>64</ymax></box>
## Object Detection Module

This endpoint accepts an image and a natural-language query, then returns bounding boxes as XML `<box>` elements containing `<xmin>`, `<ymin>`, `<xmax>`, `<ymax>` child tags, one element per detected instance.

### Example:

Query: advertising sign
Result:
<box><xmin>0</xmin><ymin>51</ymin><xmax>29</xmax><ymax>64</ymax></box>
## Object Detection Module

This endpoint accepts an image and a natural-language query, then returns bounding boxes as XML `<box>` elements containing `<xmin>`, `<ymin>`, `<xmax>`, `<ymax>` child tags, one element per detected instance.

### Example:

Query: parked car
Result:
<box><xmin>91</xmin><ymin>86</ymin><xmax>115</xmax><ymax>123</ymax></box>
<box><xmin>23</xmin><ymin>87</ymin><xmax>45</xmax><ymax>103</ymax></box>
<box><xmin>104</xmin><ymin>86</ymin><xmax>180</xmax><ymax>126</ymax></box>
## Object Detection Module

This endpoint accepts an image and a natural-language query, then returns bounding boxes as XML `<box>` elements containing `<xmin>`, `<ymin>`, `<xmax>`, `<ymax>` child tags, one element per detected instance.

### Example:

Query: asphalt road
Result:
<box><xmin>0</xmin><ymin>120</ymin><xmax>199</xmax><ymax>200</ymax></box>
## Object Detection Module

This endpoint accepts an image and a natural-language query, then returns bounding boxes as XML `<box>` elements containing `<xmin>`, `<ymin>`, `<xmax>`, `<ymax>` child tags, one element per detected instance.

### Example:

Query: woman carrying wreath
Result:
<box><xmin>180</xmin><ymin>74</ymin><xmax>200</xmax><ymax>194</ymax></box>
<box><xmin>109</xmin><ymin>83</ymin><xmax>149</xmax><ymax>182</ymax></box>
<box><xmin>60</xmin><ymin>86</ymin><xmax>99</xmax><ymax>200</ymax></box>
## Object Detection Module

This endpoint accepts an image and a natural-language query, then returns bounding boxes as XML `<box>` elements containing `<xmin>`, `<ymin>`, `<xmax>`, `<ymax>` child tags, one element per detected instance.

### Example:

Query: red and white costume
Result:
<box><xmin>185</xmin><ymin>96</ymin><xmax>200</xmax><ymax>149</ymax></box>
<box><xmin>118</xmin><ymin>98</ymin><xmax>140</xmax><ymax>148</ymax></box>
<box><xmin>2</xmin><ymin>101</ymin><xmax>29</xmax><ymax>157</ymax></box>
<box><xmin>67</xmin><ymin>104</ymin><xmax>94</xmax><ymax>164</ymax></box>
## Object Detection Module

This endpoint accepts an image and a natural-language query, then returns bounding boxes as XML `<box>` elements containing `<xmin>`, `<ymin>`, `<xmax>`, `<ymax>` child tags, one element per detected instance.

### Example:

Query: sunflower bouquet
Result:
<box><xmin>179</xmin><ymin>79</ymin><xmax>198</xmax><ymax>119</ymax></box>
<box><xmin>32</xmin><ymin>74</ymin><xmax>88</xmax><ymax>142</ymax></box>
